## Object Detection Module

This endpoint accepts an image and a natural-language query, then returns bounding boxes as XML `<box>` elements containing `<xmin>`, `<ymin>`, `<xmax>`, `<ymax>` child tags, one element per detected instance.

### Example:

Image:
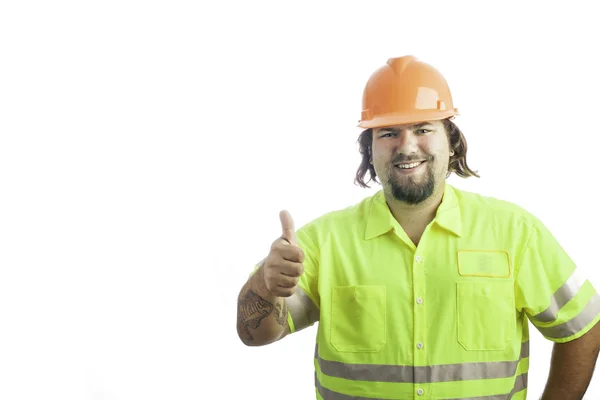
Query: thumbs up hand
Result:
<box><xmin>262</xmin><ymin>210</ymin><xmax>305</xmax><ymax>297</ymax></box>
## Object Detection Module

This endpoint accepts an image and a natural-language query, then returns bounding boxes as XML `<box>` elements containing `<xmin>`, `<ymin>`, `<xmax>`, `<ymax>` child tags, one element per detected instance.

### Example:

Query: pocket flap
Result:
<box><xmin>457</xmin><ymin>250</ymin><xmax>511</xmax><ymax>278</ymax></box>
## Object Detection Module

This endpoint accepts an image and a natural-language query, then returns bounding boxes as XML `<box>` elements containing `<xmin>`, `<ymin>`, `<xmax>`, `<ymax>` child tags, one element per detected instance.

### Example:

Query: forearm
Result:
<box><xmin>237</xmin><ymin>267</ymin><xmax>289</xmax><ymax>346</ymax></box>
<box><xmin>540</xmin><ymin>340</ymin><xmax>599</xmax><ymax>400</ymax></box>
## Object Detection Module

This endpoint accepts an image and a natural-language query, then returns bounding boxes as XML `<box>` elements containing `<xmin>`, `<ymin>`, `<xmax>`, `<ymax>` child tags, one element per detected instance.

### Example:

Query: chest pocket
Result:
<box><xmin>457</xmin><ymin>280</ymin><xmax>516</xmax><ymax>350</ymax></box>
<box><xmin>330</xmin><ymin>285</ymin><xmax>386</xmax><ymax>352</ymax></box>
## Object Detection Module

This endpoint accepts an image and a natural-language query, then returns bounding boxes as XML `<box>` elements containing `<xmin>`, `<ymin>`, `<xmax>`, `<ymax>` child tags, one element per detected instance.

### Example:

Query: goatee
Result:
<box><xmin>387</xmin><ymin>159</ymin><xmax>435</xmax><ymax>205</ymax></box>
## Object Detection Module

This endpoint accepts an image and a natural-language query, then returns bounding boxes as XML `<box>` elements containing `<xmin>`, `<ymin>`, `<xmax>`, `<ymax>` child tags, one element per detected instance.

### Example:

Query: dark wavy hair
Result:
<box><xmin>354</xmin><ymin>118</ymin><xmax>480</xmax><ymax>188</ymax></box>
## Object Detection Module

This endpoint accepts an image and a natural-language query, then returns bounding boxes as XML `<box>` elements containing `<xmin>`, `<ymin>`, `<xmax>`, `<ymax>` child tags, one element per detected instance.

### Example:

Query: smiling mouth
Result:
<box><xmin>394</xmin><ymin>161</ymin><xmax>425</xmax><ymax>170</ymax></box>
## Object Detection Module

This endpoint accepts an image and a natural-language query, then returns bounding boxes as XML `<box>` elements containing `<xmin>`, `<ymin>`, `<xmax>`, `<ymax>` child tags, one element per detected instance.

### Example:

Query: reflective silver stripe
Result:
<box><xmin>532</xmin><ymin>272</ymin><xmax>588</xmax><ymax>323</ymax></box>
<box><xmin>509</xmin><ymin>372</ymin><xmax>528</xmax><ymax>398</ymax></box>
<box><xmin>315</xmin><ymin>372</ymin><xmax>528</xmax><ymax>400</ymax></box>
<box><xmin>287</xmin><ymin>286</ymin><xmax>319</xmax><ymax>332</ymax></box>
<box><xmin>446</xmin><ymin>373</ymin><xmax>528</xmax><ymax>399</ymax></box>
<box><xmin>316</xmin><ymin>373</ymin><xmax>375</xmax><ymax>400</ymax></box>
<box><xmin>537</xmin><ymin>292</ymin><xmax>600</xmax><ymax>339</ymax></box>
<box><xmin>316</xmin><ymin>341</ymin><xmax>528</xmax><ymax>383</ymax></box>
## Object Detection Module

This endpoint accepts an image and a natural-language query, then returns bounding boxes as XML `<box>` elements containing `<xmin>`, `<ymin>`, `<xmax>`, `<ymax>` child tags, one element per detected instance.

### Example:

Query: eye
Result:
<box><xmin>379</xmin><ymin>131</ymin><xmax>396</xmax><ymax>138</ymax></box>
<box><xmin>415</xmin><ymin>128</ymin><xmax>431</xmax><ymax>135</ymax></box>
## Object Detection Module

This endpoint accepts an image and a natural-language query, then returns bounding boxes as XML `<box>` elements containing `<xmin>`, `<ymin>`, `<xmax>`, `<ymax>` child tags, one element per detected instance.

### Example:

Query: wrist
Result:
<box><xmin>250</xmin><ymin>264</ymin><xmax>277</xmax><ymax>300</ymax></box>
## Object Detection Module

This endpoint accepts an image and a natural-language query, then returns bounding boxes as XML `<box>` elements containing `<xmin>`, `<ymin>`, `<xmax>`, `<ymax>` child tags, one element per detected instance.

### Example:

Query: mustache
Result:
<box><xmin>391</xmin><ymin>154</ymin><xmax>434</xmax><ymax>164</ymax></box>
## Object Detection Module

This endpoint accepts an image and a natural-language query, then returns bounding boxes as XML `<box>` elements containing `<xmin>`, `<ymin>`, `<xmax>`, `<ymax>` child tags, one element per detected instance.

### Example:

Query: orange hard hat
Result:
<box><xmin>358</xmin><ymin>56</ymin><xmax>458</xmax><ymax>129</ymax></box>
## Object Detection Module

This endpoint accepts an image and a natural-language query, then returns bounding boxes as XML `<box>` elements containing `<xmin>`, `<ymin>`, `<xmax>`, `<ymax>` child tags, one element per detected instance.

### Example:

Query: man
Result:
<box><xmin>236</xmin><ymin>56</ymin><xmax>600</xmax><ymax>399</ymax></box>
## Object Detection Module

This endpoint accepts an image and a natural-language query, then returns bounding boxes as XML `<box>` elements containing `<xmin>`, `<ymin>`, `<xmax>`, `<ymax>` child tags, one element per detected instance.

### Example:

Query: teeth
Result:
<box><xmin>397</xmin><ymin>161</ymin><xmax>422</xmax><ymax>169</ymax></box>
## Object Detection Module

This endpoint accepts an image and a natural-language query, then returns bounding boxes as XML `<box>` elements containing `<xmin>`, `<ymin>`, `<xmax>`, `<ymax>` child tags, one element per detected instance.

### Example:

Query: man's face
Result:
<box><xmin>371</xmin><ymin>120</ymin><xmax>450</xmax><ymax>205</ymax></box>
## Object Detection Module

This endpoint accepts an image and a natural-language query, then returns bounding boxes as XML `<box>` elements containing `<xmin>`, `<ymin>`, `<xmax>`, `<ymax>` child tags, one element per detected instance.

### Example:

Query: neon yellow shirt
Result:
<box><xmin>265</xmin><ymin>183</ymin><xmax>600</xmax><ymax>399</ymax></box>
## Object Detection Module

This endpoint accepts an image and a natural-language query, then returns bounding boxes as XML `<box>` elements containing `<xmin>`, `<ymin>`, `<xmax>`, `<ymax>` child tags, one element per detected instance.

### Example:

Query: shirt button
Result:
<box><xmin>417</xmin><ymin>388</ymin><xmax>424</xmax><ymax>396</ymax></box>
<box><xmin>416</xmin><ymin>297</ymin><xmax>423</xmax><ymax>304</ymax></box>
<box><xmin>417</xmin><ymin>342</ymin><xmax>423</xmax><ymax>349</ymax></box>
<box><xmin>415</xmin><ymin>255</ymin><xmax>422</xmax><ymax>263</ymax></box>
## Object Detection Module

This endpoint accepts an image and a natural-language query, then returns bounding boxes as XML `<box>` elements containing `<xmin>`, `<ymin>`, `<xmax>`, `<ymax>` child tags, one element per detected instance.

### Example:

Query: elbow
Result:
<box><xmin>240</xmin><ymin>339</ymin><xmax>264</xmax><ymax>347</ymax></box>
<box><xmin>238</xmin><ymin>335</ymin><xmax>269</xmax><ymax>347</ymax></box>
<box><xmin>237</xmin><ymin>332</ymin><xmax>260</xmax><ymax>347</ymax></box>
<box><xmin>237</xmin><ymin>324</ymin><xmax>254</xmax><ymax>346</ymax></box>
<box><xmin>236</xmin><ymin>324</ymin><xmax>267</xmax><ymax>347</ymax></box>
<box><xmin>236</xmin><ymin>326</ymin><xmax>281</xmax><ymax>347</ymax></box>
<box><xmin>238</xmin><ymin>337</ymin><xmax>254</xmax><ymax>347</ymax></box>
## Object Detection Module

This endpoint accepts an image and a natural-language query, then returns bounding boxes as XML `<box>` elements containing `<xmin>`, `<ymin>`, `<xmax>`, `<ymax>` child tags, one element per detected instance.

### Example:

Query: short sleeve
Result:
<box><xmin>286</xmin><ymin>222</ymin><xmax>320</xmax><ymax>333</ymax></box>
<box><xmin>515</xmin><ymin>218</ymin><xmax>600</xmax><ymax>343</ymax></box>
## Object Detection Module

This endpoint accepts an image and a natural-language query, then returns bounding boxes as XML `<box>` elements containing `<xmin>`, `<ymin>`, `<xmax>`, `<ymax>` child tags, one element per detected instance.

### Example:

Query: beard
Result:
<box><xmin>386</xmin><ymin>157</ymin><xmax>436</xmax><ymax>205</ymax></box>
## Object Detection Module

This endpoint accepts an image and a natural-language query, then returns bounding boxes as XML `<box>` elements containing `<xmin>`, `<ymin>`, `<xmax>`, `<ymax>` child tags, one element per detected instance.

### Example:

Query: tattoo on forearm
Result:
<box><xmin>237</xmin><ymin>289</ymin><xmax>277</xmax><ymax>341</ymax></box>
<box><xmin>273</xmin><ymin>302</ymin><xmax>288</xmax><ymax>327</ymax></box>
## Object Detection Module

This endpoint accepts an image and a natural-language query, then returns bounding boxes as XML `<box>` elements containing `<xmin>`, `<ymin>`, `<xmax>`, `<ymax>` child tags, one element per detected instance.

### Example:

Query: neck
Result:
<box><xmin>384</xmin><ymin>184</ymin><xmax>446</xmax><ymax>234</ymax></box>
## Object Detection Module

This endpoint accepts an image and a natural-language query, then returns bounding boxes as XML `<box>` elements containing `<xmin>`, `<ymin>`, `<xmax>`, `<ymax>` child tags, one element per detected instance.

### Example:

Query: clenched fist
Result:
<box><xmin>262</xmin><ymin>210</ymin><xmax>305</xmax><ymax>297</ymax></box>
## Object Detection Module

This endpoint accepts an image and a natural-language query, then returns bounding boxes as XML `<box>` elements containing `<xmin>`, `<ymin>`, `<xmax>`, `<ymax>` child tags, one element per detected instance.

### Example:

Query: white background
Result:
<box><xmin>1</xmin><ymin>1</ymin><xmax>599</xmax><ymax>399</ymax></box>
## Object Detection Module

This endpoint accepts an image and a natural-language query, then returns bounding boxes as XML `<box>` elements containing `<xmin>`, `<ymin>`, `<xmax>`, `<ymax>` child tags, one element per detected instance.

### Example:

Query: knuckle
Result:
<box><xmin>291</xmin><ymin>264</ymin><xmax>303</xmax><ymax>277</ymax></box>
<box><xmin>298</xmin><ymin>248</ymin><xmax>305</xmax><ymax>262</ymax></box>
<box><xmin>292</xmin><ymin>263</ymin><xmax>302</xmax><ymax>276</ymax></box>
<box><xmin>283</xmin><ymin>264</ymin><xmax>295</xmax><ymax>275</ymax></box>
<box><xmin>279</xmin><ymin>278</ymin><xmax>291</xmax><ymax>288</ymax></box>
<box><xmin>270</xmin><ymin>239</ymin><xmax>283</xmax><ymax>251</ymax></box>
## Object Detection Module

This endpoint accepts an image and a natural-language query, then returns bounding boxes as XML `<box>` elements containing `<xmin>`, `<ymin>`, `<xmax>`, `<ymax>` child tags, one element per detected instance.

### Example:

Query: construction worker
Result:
<box><xmin>236</xmin><ymin>56</ymin><xmax>600</xmax><ymax>399</ymax></box>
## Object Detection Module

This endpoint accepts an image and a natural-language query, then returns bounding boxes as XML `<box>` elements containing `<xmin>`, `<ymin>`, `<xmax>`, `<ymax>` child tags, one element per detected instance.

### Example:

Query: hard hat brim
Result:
<box><xmin>357</xmin><ymin>109</ymin><xmax>458</xmax><ymax>129</ymax></box>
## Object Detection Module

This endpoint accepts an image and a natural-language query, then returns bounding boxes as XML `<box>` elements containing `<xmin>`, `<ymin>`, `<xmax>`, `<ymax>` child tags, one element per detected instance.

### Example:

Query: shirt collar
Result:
<box><xmin>364</xmin><ymin>183</ymin><xmax>463</xmax><ymax>240</ymax></box>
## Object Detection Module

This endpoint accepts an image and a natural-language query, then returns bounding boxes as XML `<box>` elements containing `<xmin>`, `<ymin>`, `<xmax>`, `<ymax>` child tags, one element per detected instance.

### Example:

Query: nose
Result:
<box><xmin>396</xmin><ymin>130</ymin><xmax>419</xmax><ymax>154</ymax></box>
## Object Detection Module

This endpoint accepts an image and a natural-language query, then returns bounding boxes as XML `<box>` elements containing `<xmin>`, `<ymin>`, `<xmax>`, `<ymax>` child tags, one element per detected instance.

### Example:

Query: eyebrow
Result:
<box><xmin>379</xmin><ymin>122</ymin><xmax>433</xmax><ymax>132</ymax></box>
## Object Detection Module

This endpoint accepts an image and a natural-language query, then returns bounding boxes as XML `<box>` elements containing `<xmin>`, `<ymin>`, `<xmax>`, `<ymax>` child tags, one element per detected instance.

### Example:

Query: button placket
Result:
<box><xmin>413</xmin><ymin>250</ymin><xmax>427</xmax><ymax>377</ymax></box>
